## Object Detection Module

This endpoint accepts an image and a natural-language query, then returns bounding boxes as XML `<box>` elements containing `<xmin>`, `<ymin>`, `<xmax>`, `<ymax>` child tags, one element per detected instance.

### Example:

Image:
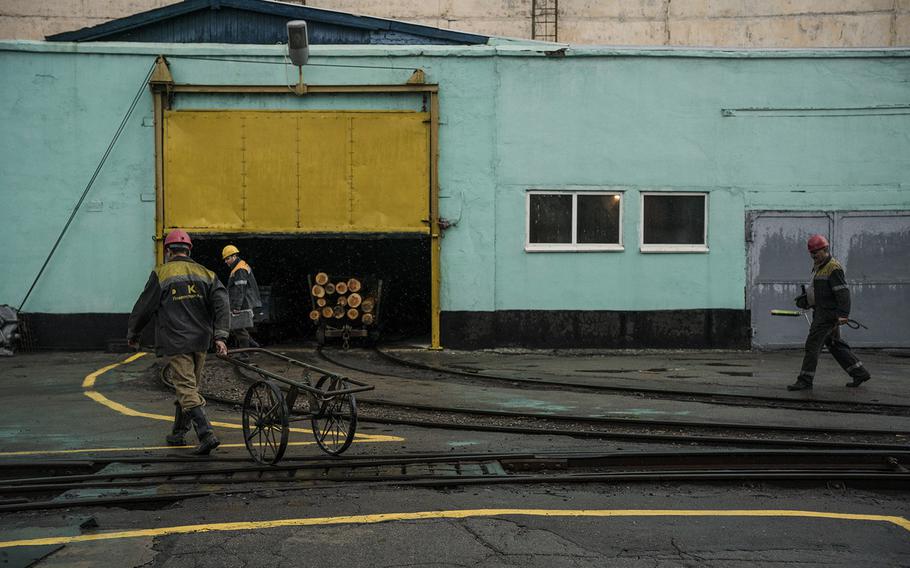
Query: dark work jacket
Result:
<box><xmin>127</xmin><ymin>256</ymin><xmax>230</xmax><ymax>356</ymax></box>
<box><xmin>811</xmin><ymin>256</ymin><xmax>851</xmax><ymax>318</ymax></box>
<box><xmin>228</xmin><ymin>259</ymin><xmax>262</xmax><ymax>312</ymax></box>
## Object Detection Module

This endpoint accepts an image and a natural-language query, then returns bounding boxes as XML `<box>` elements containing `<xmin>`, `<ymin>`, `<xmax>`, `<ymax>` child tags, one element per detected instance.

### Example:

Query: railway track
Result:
<box><xmin>192</xmin><ymin>355</ymin><xmax>910</xmax><ymax>451</ymax></box>
<box><xmin>351</xmin><ymin>347</ymin><xmax>910</xmax><ymax>417</ymax></box>
<box><xmin>2</xmin><ymin>450</ymin><xmax>908</xmax><ymax>512</ymax></box>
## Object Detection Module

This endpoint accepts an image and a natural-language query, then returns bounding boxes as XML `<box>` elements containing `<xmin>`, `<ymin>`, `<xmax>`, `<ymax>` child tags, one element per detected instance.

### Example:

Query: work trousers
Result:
<box><xmin>233</xmin><ymin>327</ymin><xmax>252</xmax><ymax>349</ymax></box>
<box><xmin>168</xmin><ymin>352</ymin><xmax>206</xmax><ymax>410</ymax></box>
<box><xmin>797</xmin><ymin>312</ymin><xmax>869</xmax><ymax>384</ymax></box>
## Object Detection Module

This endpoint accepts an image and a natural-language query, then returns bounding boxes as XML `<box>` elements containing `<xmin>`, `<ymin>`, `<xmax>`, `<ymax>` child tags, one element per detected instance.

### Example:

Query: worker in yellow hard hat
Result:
<box><xmin>222</xmin><ymin>244</ymin><xmax>262</xmax><ymax>355</ymax></box>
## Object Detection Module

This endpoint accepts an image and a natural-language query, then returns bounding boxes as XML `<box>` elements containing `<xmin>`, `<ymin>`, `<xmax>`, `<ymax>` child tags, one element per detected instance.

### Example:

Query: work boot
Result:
<box><xmin>846</xmin><ymin>374</ymin><xmax>871</xmax><ymax>388</ymax></box>
<box><xmin>787</xmin><ymin>380</ymin><xmax>813</xmax><ymax>391</ymax></box>
<box><xmin>188</xmin><ymin>406</ymin><xmax>220</xmax><ymax>455</ymax></box>
<box><xmin>165</xmin><ymin>401</ymin><xmax>191</xmax><ymax>446</ymax></box>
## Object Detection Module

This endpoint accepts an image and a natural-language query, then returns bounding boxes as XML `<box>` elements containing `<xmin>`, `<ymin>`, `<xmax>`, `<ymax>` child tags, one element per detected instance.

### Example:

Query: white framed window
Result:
<box><xmin>525</xmin><ymin>190</ymin><xmax>623</xmax><ymax>252</ymax></box>
<box><xmin>640</xmin><ymin>192</ymin><xmax>709</xmax><ymax>253</ymax></box>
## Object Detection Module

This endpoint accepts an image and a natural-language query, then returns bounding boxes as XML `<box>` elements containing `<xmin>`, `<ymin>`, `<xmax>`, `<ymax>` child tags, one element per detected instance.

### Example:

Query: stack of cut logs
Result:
<box><xmin>309</xmin><ymin>272</ymin><xmax>376</xmax><ymax>326</ymax></box>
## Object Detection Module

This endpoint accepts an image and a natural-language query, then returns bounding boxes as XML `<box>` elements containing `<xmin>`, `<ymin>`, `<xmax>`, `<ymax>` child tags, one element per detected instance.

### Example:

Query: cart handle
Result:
<box><xmin>319</xmin><ymin>384</ymin><xmax>375</xmax><ymax>397</ymax></box>
<box><xmin>228</xmin><ymin>347</ymin><xmax>370</xmax><ymax>386</ymax></box>
<box><xmin>216</xmin><ymin>348</ymin><xmax>375</xmax><ymax>395</ymax></box>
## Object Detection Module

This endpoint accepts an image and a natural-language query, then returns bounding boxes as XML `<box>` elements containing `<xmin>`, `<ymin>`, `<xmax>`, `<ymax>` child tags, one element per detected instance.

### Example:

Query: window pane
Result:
<box><xmin>529</xmin><ymin>194</ymin><xmax>572</xmax><ymax>244</ymax></box>
<box><xmin>642</xmin><ymin>195</ymin><xmax>705</xmax><ymax>245</ymax></box>
<box><xmin>577</xmin><ymin>194</ymin><xmax>621</xmax><ymax>244</ymax></box>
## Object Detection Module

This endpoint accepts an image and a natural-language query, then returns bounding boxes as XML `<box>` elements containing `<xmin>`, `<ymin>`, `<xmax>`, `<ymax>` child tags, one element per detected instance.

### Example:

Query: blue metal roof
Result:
<box><xmin>46</xmin><ymin>0</ymin><xmax>489</xmax><ymax>45</ymax></box>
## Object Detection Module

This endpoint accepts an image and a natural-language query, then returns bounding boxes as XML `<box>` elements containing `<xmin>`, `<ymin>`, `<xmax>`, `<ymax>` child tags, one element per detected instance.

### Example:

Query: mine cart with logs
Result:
<box><xmin>308</xmin><ymin>272</ymin><xmax>382</xmax><ymax>347</ymax></box>
<box><xmin>218</xmin><ymin>348</ymin><xmax>374</xmax><ymax>464</ymax></box>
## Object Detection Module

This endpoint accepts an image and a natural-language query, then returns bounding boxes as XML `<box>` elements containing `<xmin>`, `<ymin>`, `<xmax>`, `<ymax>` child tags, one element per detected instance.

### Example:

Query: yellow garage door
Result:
<box><xmin>163</xmin><ymin>110</ymin><xmax>430</xmax><ymax>233</ymax></box>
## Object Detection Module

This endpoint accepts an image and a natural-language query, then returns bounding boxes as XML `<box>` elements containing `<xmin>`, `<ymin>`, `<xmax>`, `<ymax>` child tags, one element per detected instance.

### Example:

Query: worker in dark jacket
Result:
<box><xmin>127</xmin><ymin>230</ymin><xmax>230</xmax><ymax>455</ymax></box>
<box><xmin>787</xmin><ymin>234</ymin><xmax>871</xmax><ymax>391</ymax></box>
<box><xmin>222</xmin><ymin>244</ymin><xmax>262</xmax><ymax>351</ymax></box>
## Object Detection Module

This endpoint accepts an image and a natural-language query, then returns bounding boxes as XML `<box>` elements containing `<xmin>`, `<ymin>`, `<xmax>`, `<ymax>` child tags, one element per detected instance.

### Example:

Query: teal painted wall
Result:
<box><xmin>488</xmin><ymin>54</ymin><xmax>910</xmax><ymax>311</ymax></box>
<box><xmin>0</xmin><ymin>49</ymin><xmax>159</xmax><ymax>313</ymax></box>
<box><xmin>1</xmin><ymin>42</ymin><xmax>908</xmax><ymax>317</ymax></box>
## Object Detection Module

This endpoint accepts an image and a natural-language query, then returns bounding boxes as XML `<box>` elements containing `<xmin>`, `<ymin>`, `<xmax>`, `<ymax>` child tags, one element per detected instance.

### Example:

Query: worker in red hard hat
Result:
<box><xmin>127</xmin><ymin>229</ymin><xmax>231</xmax><ymax>455</ymax></box>
<box><xmin>788</xmin><ymin>234</ymin><xmax>871</xmax><ymax>391</ymax></box>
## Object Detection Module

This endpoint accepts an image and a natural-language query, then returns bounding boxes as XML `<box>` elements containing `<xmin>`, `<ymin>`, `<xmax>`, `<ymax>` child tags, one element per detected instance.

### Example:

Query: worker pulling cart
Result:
<box><xmin>218</xmin><ymin>348</ymin><xmax>374</xmax><ymax>464</ymax></box>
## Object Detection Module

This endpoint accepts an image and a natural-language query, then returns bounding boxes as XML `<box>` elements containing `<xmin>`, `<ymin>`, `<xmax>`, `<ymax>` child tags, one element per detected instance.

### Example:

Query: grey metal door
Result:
<box><xmin>835</xmin><ymin>212</ymin><xmax>910</xmax><ymax>347</ymax></box>
<box><xmin>748</xmin><ymin>211</ymin><xmax>910</xmax><ymax>349</ymax></box>
<box><xmin>749</xmin><ymin>212</ymin><xmax>832</xmax><ymax>349</ymax></box>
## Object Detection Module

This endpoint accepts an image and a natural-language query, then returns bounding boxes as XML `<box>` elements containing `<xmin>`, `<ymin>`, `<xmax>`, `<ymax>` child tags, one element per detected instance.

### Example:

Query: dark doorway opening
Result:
<box><xmin>191</xmin><ymin>235</ymin><xmax>430</xmax><ymax>344</ymax></box>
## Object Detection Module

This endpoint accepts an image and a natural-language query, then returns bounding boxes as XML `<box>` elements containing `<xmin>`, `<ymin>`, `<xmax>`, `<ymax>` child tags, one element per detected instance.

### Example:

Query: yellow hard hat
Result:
<box><xmin>221</xmin><ymin>244</ymin><xmax>240</xmax><ymax>259</ymax></box>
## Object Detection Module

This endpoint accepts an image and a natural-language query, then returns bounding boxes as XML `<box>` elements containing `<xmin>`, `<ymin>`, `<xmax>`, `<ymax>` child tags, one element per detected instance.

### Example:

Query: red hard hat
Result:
<box><xmin>164</xmin><ymin>229</ymin><xmax>192</xmax><ymax>250</ymax></box>
<box><xmin>807</xmin><ymin>234</ymin><xmax>829</xmax><ymax>252</ymax></box>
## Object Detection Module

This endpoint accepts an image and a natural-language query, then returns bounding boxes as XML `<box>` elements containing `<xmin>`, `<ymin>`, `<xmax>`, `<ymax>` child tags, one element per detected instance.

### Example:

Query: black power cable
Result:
<box><xmin>18</xmin><ymin>59</ymin><xmax>158</xmax><ymax>312</ymax></box>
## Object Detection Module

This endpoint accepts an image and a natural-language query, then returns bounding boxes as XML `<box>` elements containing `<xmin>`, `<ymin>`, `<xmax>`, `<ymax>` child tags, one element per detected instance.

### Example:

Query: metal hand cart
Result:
<box><xmin>217</xmin><ymin>348</ymin><xmax>374</xmax><ymax>464</ymax></box>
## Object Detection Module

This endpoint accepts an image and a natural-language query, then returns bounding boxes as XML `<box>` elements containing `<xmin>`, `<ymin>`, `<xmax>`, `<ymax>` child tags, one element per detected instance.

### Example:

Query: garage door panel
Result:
<box><xmin>847</xmin><ymin>285</ymin><xmax>910</xmax><ymax>347</ymax></box>
<box><xmin>752</xmin><ymin>213</ymin><xmax>831</xmax><ymax>283</ymax></box>
<box><xmin>838</xmin><ymin>213</ymin><xmax>910</xmax><ymax>282</ymax></box>
<box><xmin>165</xmin><ymin>112</ymin><xmax>244</xmax><ymax>229</ymax></box>
<box><xmin>164</xmin><ymin>110</ymin><xmax>428</xmax><ymax>234</ymax></box>
<box><xmin>751</xmin><ymin>282</ymin><xmax>811</xmax><ymax>348</ymax></box>
<box><xmin>352</xmin><ymin>114</ymin><xmax>429</xmax><ymax>232</ymax></box>
<box><xmin>244</xmin><ymin>114</ymin><xmax>299</xmax><ymax>231</ymax></box>
<box><xmin>298</xmin><ymin>115</ymin><xmax>350</xmax><ymax>231</ymax></box>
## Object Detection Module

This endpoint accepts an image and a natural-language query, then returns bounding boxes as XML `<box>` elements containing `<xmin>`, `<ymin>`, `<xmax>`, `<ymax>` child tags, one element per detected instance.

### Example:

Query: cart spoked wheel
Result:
<box><xmin>242</xmin><ymin>380</ymin><xmax>289</xmax><ymax>464</ymax></box>
<box><xmin>311</xmin><ymin>375</ymin><xmax>358</xmax><ymax>455</ymax></box>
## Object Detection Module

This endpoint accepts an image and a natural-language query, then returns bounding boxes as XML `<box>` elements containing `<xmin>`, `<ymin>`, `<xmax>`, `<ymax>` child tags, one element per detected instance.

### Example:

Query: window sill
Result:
<box><xmin>525</xmin><ymin>244</ymin><xmax>625</xmax><ymax>253</ymax></box>
<box><xmin>640</xmin><ymin>245</ymin><xmax>709</xmax><ymax>253</ymax></box>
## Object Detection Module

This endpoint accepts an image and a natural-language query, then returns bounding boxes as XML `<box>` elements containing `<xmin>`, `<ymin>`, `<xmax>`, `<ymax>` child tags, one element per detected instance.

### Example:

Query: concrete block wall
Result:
<box><xmin>0</xmin><ymin>0</ymin><xmax>181</xmax><ymax>40</ymax></box>
<box><xmin>1</xmin><ymin>0</ymin><xmax>907</xmax><ymax>46</ymax></box>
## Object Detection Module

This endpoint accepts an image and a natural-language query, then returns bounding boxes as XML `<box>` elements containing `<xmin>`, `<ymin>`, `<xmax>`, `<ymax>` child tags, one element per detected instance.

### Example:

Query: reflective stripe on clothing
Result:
<box><xmin>127</xmin><ymin>257</ymin><xmax>231</xmax><ymax>356</ymax></box>
<box><xmin>230</xmin><ymin>260</ymin><xmax>251</xmax><ymax>277</ymax></box>
<box><xmin>227</xmin><ymin>258</ymin><xmax>262</xmax><ymax>312</ymax></box>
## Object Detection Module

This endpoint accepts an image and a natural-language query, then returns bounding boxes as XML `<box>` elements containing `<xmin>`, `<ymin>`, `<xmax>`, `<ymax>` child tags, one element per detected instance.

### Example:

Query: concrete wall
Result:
<box><xmin>1</xmin><ymin>41</ymin><xmax>908</xmax><ymax>346</ymax></box>
<box><xmin>0</xmin><ymin>0</ymin><xmax>180</xmax><ymax>40</ymax></box>
<box><xmin>1</xmin><ymin>0</ymin><xmax>908</xmax><ymax>47</ymax></box>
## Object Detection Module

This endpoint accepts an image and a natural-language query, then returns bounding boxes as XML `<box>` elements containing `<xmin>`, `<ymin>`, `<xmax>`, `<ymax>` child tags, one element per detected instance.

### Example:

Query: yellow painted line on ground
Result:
<box><xmin>82</xmin><ymin>352</ymin><xmax>147</xmax><ymax>389</ymax></box>
<box><xmin>75</xmin><ymin>353</ymin><xmax>401</xmax><ymax>446</ymax></box>
<box><xmin>0</xmin><ymin>508</ymin><xmax>907</xmax><ymax>548</ymax></box>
